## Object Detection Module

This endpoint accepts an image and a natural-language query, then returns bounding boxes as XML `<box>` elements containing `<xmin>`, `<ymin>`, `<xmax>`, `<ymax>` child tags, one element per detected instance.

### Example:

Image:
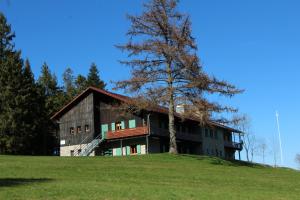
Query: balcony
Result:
<box><xmin>150</xmin><ymin>127</ymin><xmax>202</xmax><ymax>142</ymax></box>
<box><xmin>224</xmin><ymin>141</ymin><xmax>243</xmax><ymax>150</ymax></box>
<box><xmin>106</xmin><ymin>126</ymin><xmax>149</xmax><ymax>140</ymax></box>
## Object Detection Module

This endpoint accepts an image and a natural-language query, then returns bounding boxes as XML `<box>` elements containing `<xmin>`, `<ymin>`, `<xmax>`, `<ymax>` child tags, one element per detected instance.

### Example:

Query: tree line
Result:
<box><xmin>0</xmin><ymin>13</ymin><xmax>105</xmax><ymax>155</ymax></box>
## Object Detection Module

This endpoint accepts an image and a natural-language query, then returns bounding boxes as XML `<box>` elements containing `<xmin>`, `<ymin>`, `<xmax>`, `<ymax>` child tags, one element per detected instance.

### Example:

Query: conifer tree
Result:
<box><xmin>62</xmin><ymin>67</ymin><xmax>76</xmax><ymax>102</ymax></box>
<box><xmin>0</xmin><ymin>13</ymin><xmax>48</xmax><ymax>154</ymax></box>
<box><xmin>86</xmin><ymin>63</ymin><xmax>106</xmax><ymax>89</ymax></box>
<box><xmin>115</xmin><ymin>0</ymin><xmax>242</xmax><ymax>153</ymax></box>
<box><xmin>75</xmin><ymin>74</ymin><xmax>87</xmax><ymax>94</ymax></box>
<box><xmin>38</xmin><ymin>62</ymin><xmax>64</xmax><ymax>115</ymax></box>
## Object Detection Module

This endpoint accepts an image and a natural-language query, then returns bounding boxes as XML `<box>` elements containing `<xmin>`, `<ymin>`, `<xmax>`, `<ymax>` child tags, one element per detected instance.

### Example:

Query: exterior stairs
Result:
<box><xmin>73</xmin><ymin>133</ymin><xmax>106</xmax><ymax>156</ymax></box>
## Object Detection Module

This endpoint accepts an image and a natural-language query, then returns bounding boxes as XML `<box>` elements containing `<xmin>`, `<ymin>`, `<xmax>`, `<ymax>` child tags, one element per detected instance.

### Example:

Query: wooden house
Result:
<box><xmin>51</xmin><ymin>87</ymin><xmax>243</xmax><ymax>159</ymax></box>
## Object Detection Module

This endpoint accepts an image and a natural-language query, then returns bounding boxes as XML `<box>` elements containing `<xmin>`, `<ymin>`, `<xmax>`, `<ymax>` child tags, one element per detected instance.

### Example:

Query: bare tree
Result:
<box><xmin>115</xmin><ymin>0</ymin><xmax>242</xmax><ymax>154</ymax></box>
<box><xmin>296</xmin><ymin>154</ymin><xmax>300</xmax><ymax>169</ymax></box>
<box><xmin>234</xmin><ymin>114</ymin><xmax>257</xmax><ymax>162</ymax></box>
<box><xmin>257</xmin><ymin>138</ymin><xmax>267</xmax><ymax>164</ymax></box>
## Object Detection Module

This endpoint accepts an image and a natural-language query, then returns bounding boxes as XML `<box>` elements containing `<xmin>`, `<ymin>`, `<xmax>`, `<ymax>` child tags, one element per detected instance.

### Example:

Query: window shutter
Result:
<box><xmin>126</xmin><ymin>146</ymin><xmax>130</xmax><ymax>155</ymax></box>
<box><xmin>116</xmin><ymin>148</ymin><xmax>122</xmax><ymax>156</ymax></box>
<box><xmin>121</xmin><ymin>121</ymin><xmax>125</xmax><ymax>129</ymax></box>
<box><xmin>137</xmin><ymin>144</ymin><xmax>141</xmax><ymax>154</ymax></box>
<box><xmin>101</xmin><ymin>124</ymin><xmax>108</xmax><ymax>139</ymax></box>
<box><xmin>129</xmin><ymin>119</ymin><xmax>136</xmax><ymax>128</ymax></box>
<box><xmin>111</xmin><ymin>123</ymin><xmax>115</xmax><ymax>132</ymax></box>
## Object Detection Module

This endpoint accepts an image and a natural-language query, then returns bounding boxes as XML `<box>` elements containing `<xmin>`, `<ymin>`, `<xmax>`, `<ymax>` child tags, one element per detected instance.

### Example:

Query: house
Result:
<box><xmin>51</xmin><ymin>87</ymin><xmax>243</xmax><ymax>159</ymax></box>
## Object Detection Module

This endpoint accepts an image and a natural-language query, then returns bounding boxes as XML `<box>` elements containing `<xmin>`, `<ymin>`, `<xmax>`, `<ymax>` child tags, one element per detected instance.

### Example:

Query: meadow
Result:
<box><xmin>0</xmin><ymin>154</ymin><xmax>299</xmax><ymax>200</ymax></box>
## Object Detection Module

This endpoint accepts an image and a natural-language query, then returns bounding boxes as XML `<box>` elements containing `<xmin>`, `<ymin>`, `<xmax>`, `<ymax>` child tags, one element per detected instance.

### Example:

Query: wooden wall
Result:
<box><xmin>59</xmin><ymin>93</ymin><xmax>95</xmax><ymax>146</ymax></box>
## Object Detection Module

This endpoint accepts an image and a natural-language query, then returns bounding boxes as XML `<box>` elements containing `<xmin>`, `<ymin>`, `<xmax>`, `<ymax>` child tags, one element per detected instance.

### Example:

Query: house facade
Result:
<box><xmin>51</xmin><ymin>87</ymin><xmax>243</xmax><ymax>159</ymax></box>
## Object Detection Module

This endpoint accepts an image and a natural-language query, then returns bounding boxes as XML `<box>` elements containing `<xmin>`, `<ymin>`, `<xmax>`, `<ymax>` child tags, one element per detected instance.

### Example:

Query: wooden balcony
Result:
<box><xmin>150</xmin><ymin>127</ymin><xmax>202</xmax><ymax>142</ymax></box>
<box><xmin>106</xmin><ymin>126</ymin><xmax>148</xmax><ymax>140</ymax></box>
<box><xmin>224</xmin><ymin>141</ymin><xmax>243</xmax><ymax>150</ymax></box>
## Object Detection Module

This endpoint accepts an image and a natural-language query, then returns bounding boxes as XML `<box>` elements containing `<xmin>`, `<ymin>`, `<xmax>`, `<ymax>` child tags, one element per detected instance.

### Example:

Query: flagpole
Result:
<box><xmin>276</xmin><ymin>111</ymin><xmax>283</xmax><ymax>165</ymax></box>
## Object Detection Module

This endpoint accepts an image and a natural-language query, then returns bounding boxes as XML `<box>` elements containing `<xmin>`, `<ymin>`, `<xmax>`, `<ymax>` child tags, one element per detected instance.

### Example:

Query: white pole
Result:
<box><xmin>276</xmin><ymin>111</ymin><xmax>284</xmax><ymax>166</ymax></box>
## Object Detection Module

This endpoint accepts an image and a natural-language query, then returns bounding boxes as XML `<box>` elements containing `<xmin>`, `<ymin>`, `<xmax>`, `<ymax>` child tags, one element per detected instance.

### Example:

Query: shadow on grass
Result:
<box><xmin>0</xmin><ymin>178</ymin><xmax>53</xmax><ymax>187</ymax></box>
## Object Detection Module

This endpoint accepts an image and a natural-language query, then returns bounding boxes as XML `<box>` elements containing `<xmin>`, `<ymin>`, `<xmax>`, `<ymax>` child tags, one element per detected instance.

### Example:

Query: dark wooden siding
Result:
<box><xmin>59</xmin><ymin>93</ymin><xmax>95</xmax><ymax>146</ymax></box>
<box><xmin>94</xmin><ymin>93</ymin><xmax>145</xmax><ymax>134</ymax></box>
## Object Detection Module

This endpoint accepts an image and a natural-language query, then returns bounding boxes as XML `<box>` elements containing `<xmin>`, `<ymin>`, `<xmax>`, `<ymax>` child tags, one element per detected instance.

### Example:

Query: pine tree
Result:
<box><xmin>0</xmin><ymin>12</ymin><xmax>24</xmax><ymax>153</ymax></box>
<box><xmin>38</xmin><ymin>62</ymin><xmax>64</xmax><ymax>115</ymax></box>
<box><xmin>62</xmin><ymin>67</ymin><xmax>76</xmax><ymax>102</ymax></box>
<box><xmin>115</xmin><ymin>0</ymin><xmax>242</xmax><ymax>154</ymax></box>
<box><xmin>0</xmin><ymin>13</ymin><xmax>49</xmax><ymax>154</ymax></box>
<box><xmin>86</xmin><ymin>63</ymin><xmax>106</xmax><ymax>89</ymax></box>
<box><xmin>75</xmin><ymin>74</ymin><xmax>87</xmax><ymax>94</ymax></box>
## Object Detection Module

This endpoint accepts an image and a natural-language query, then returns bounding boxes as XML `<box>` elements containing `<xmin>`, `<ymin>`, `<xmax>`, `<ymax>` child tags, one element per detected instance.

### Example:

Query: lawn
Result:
<box><xmin>0</xmin><ymin>154</ymin><xmax>299</xmax><ymax>200</ymax></box>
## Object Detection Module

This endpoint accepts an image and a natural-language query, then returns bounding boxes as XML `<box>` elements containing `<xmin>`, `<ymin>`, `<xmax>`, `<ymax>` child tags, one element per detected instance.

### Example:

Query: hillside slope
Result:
<box><xmin>0</xmin><ymin>154</ymin><xmax>299</xmax><ymax>200</ymax></box>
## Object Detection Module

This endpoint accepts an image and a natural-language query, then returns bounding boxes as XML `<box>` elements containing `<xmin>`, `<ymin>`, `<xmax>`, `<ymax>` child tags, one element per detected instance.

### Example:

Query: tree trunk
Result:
<box><xmin>168</xmin><ymin>93</ymin><xmax>177</xmax><ymax>154</ymax></box>
<box><xmin>167</xmin><ymin>62</ymin><xmax>177</xmax><ymax>154</ymax></box>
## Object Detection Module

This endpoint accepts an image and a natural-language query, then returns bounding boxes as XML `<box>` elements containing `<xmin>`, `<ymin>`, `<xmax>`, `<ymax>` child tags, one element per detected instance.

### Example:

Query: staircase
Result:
<box><xmin>73</xmin><ymin>133</ymin><xmax>106</xmax><ymax>156</ymax></box>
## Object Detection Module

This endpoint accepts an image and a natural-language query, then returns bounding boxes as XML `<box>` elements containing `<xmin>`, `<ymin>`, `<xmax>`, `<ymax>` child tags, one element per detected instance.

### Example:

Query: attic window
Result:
<box><xmin>85</xmin><ymin>125</ymin><xmax>90</xmax><ymax>132</ymax></box>
<box><xmin>70</xmin><ymin>127</ymin><xmax>75</xmax><ymax>135</ymax></box>
<box><xmin>77</xmin><ymin>126</ymin><xmax>82</xmax><ymax>133</ymax></box>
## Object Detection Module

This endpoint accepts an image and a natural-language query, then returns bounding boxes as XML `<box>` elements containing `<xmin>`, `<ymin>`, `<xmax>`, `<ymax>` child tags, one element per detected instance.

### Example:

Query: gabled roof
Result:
<box><xmin>51</xmin><ymin>86</ymin><xmax>241</xmax><ymax>133</ymax></box>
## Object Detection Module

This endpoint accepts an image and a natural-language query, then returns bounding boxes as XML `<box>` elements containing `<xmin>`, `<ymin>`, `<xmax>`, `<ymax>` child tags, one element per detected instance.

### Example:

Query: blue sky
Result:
<box><xmin>1</xmin><ymin>0</ymin><xmax>299</xmax><ymax>168</ymax></box>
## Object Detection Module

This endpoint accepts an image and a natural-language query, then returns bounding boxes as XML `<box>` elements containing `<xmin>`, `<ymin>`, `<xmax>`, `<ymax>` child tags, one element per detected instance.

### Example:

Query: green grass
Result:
<box><xmin>0</xmin><ymin>154</ymin><xmax>299</xmax><ymax>200</ymax></box>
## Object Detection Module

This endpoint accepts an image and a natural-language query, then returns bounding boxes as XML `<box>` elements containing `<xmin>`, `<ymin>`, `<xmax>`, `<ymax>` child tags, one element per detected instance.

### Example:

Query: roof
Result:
<box><xmin>51</xmin><ymin>86</ymin><xmax>242</xmax><ymax>133</ymax></box>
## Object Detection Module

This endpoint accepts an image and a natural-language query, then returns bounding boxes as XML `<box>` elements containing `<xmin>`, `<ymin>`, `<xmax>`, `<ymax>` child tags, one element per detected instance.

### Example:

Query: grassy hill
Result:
<box><xmin>0</xmin><ymin>154</ymin><xmax>299</xmax><ymax>200</ymax></box>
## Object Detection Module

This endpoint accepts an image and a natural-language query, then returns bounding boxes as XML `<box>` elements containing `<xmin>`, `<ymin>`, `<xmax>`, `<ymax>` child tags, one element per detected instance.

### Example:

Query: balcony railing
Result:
<box><xmin>224</xmin><ymin>141</ymin><xmax>243</xmax><ymax>150</ymax></box>
<box><xmin>150</xmin><ymin>126</ymin><xmax>202</xmax><ymax>142</ymax></box>
<box><xmin>106</xmin><ymin>126</ymin><xmax>148</xmax><ymax>140</ymax></box>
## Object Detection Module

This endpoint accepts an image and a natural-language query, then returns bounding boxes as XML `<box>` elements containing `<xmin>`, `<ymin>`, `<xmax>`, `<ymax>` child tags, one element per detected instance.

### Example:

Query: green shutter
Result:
<box><xmin>137</xmin><ymin>144</ymin><xmax>141</xmax><ymax>154</ymax></box>
<box><xmin>111</xmin><ymin>123</ymin><xmax>115</xmax><ymax>132</ymax></box>
<box><xmin>116</xmin><ymin>148</ymin><xmax>122</xmax><ymax>156</ymax></box>
<box><xmin>121</xmin><ymin>121</ymin><xmax>125</xmax><ymax>129</ymax></box>
<box><xmin>129</xmin><ymin>119</ymin><xmax>136</xmax><ymax>128</ymax></box>
<box><xmin>126</xmin><ymin>146</ymin><xmax>130</xmax><ymax>155</ymax></box>
<box><xmin>101</xmin><ymin>124</ymin><xmax>108</xmax><ymax>139</ymax></box>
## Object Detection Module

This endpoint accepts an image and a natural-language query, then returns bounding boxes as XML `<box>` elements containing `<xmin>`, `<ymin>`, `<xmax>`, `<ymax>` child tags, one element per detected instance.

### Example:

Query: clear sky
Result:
<box><xmin>1</xmin><ymin>0</ymin><xmax>299</xmax><ymax>169</ymax></box>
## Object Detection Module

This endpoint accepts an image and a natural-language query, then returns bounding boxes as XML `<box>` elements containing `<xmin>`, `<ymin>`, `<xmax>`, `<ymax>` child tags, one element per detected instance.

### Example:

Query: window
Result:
<box><xmin>116</xmin><ymin>122</ymin><xmax>122</xmax><ymax>130</ymax></box>
<box><xmin>77</xmin><ymin>126</ymin><xmax>82</xmax><ymax>133</ymax></box>
<box><xmin>70</xmin><ymin>127</ymin><xmax>75</xmax><ymax>135</ymax></box>
<box><xmin>205</xmin><ymin>129</ymin><xmax>209</xmax><ymax>137</ymax></box>
<box><xmin>85</xmin><ymin>125</ymin><xmax>90</xmax><ymax>132</ymax></box>
<box><xmin>210</xmin><ymin>129</ymin><xmax>213</xmax><ymax>138</ymax></box>
<box><xmin>214</xmin><ymin>131</ymin><xmax>218</xmax><ymax>139</ymax></box>
<box><xmin>130</xmin><ymin>145</ymin><xmax>137</xmax><ymax>154</ymax></box>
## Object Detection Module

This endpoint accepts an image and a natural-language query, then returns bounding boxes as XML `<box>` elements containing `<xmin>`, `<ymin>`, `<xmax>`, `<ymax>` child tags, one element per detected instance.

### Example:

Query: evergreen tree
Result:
<box><xmin>62</xmin><ymin>67</ymin><xmax>76</xmax><ymax>102</ymax></box>
<box><xmin>0</xmin><ymin>13</ymin><xmax>48</xmax><ymax>154</ymax></box>
<box><xmin>38</xmin><ymin>62</ymin><xmax>64</xmax><ymax>115</ymax></box>
<box><xmin>75</xmin><ymin>74</ymin><xmax>87</xmax><ymax>94</ymax></box>
<box><xmin>86</xmin><ymin>63</ymin><xmax>106</xmax><ymax>89</ymax></box>
<box><xmin>0</xmin><ymin>12</ymin><xmax>24</xmax><ymax>153</ymax></box>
